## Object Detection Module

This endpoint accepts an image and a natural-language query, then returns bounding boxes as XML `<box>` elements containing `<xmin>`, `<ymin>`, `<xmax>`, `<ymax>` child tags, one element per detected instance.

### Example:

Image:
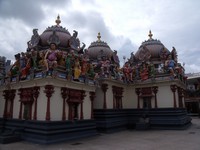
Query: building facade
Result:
<box><xmin>0</xmin><ymin>16</ymin><xmax>191</xmax><ymax>144</ymax></box>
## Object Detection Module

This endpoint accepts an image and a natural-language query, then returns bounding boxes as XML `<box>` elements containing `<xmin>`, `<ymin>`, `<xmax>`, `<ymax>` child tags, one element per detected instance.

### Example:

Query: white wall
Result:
<box><xmin>12</xmin><ymin>91</ymin><xmax>20</xmax><ymax>119</ymax></box>
<box><xmin>106</xmin><ymin>84</ymin><xmax>113</xmax><ymax>109</ymax></box>
<box><xmin>37</xmin><ymin>87</ymin><xmax>47</xmax><ymax>120</ymax></box>
<box><xmin>83</xmin><ymin>91</ymin><xmax>91</xmax><ymax>119</ymax></box>
<box><xmin>50</xmin><ymin>86</ymin><xmax>63</xmax><ymax>121</ymax></box>
<box><xmin>123</xmin><ymin>86</ymin><xmax>137</xmax><ymax>108</ymax></box>
<box><xmin>93</xmin><ymin>87</ymin><xmax>104</xmax><ymax>109</ymax></box>
<box><xmin>157</xmin><ymin>85</ymin><xmax>174</xmax><ymax>108</ymax></box>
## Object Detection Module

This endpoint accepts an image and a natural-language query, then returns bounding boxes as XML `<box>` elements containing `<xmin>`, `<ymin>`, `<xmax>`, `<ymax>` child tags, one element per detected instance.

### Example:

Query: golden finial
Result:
<box><xmin>55</xmin><ymin>14</ymin><xmax>61</xmax><ymax>26</ymax></box>
<box><xmin>148</xmin><ymin>30</ymin><xmax>153</xmax><ymax>39</ymax></box>
<box><xmin>97</xmin><ymin>32</ymin><xmax>101</xmax><ymax>42</ymax></box>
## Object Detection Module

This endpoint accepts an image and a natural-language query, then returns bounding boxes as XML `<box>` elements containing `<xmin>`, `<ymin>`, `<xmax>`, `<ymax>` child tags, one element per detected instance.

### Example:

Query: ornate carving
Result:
<box><xmin>18</xmin><ymin>87</ymin><xmax>35</xmax><ymax>120</ymax></box>
<box><xmin>3</xmin><ymin>89</ymin><xmax>16</xmax><ymax>118</ymax></box>
<box><xmin>112</xmin><ymin>86</ymin><xmax>124</xmax><ymax>109</ymax></box>
<box><xmin>19</xmin><ymin>88</ymin><xmax>34</xmax><ymax>104</ymax></box>
<box><xmin>141</xmin><ymin>87</ymin><xmax>152</xmax><ymax>97</ymax></box>
<box><xmin>67</xmin><ymin>88</ymin><xmax>85</xmax><ymax>120</ymax></box>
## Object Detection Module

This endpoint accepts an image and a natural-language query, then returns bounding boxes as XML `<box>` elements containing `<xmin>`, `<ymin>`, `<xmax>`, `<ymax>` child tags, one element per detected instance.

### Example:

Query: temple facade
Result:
<box><xmin>0</xmin><ymin>16</ymin><xmax>191</xmax><ymax>144</ymax></box>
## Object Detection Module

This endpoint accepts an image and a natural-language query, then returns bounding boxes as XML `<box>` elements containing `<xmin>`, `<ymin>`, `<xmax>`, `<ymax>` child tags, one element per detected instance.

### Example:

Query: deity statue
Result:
<box><xmin>140</xmin><ymin>62</ymin><xmax>149</xmax><ymax>81</ymax></box>
<box><xmin>27</xmin><ymin>29</ymin><xmax>40</xmax><ymax>51</ymax></box>
<box><xmin>100</xmin><ymin>56</ymin><xmax>110</xmax><ymax>77</ymax></box>
<box><xmin>21</xmin><ymin>53</ymin><xmax>32</xmax><ymax>80</ymax></box>
<box><xmin>123</xmin><ymin>62</ymin><xmax>132</xmax><ymax>83</ymax></box>
<box><xmin>165</xmin><ymin>54</ymin><xmax>176</xmax><ymax>79</ymax></box>
<box><xmin>73</xmin><ymin>57</ymin><xmax>81</xmax><ymax>81</ymax></box>
<box><xmin>111</xmin><ymin>50</ymin><xmax>120</xmax><ymax>67</ymax></box>
<box><xmin>8</xmin><ymin>53</ymin><xmax>21</xmax><ymax>77</ymax></box>
<box><xmin>69</xmin><ymin>30</ymin><xmax>80</xmax><ymax>50</ymax></box>
<box><xmin>138</xmin><ymin>46</ymin><xmax>151</xmax><ymax>61</ymax></box>
<box><xmin>171</xmin><ymin>47</ymin><xmax>178</xmax><ymax>62</ymax></box>
<box><xmin>38</xmin><ymin>51</ymin><xmax>45</xmax><ymax>66</ymax></box>
<box><xmin>148</xmin><ymin>62</ymin><xmax>155</xmax><ymax>78</ymax></box>
<box><xmin>159</xmin><ymin>47</ymin><xmax>169</xmax><ymax>62</ymax></box>
<box><xmin>44</xmin><ymin>43</ymin><xmax>59</xmax><ymax>71</ymax></box>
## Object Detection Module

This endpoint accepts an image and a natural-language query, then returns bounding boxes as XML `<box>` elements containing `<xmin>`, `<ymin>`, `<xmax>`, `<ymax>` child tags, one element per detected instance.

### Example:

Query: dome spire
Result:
<box><xmin>55</xmin><ymin>14</ymin><xmax>61</xmax><ymax>26</ymax></box>
<box><xmin>97</xmin><ymin>32</ymin><xmax>101</xmax><ymax>42</ymax></box>
<box><xmin>148</xmin><ymin>30</ymin><xmax>153</xmax><ymax>39</ymax></box>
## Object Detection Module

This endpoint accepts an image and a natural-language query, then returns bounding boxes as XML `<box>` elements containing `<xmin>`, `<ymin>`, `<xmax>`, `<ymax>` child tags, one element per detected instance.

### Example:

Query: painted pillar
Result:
<box><xmin>44</xmin><ymin>85</ymin><xmax>54</xmax><ymax>121</ymax></box>
<box><xmin>170</xmin><ymin>85</ymin><xmax>177</xmax><ymax>108</ymax></box>
<box><xmin>135</xmin><ymin>88</ymin><xmax>141</xmax><ymax>109</ymax></box>
<box><xmin>3</xmin><ymin>90</ymin><xmax>9</xmax><ymax>118</ymax></box>
<box><xmin>178</xmin><ymin>87</ymin><xmax>184</xmax><ymax>108</ymax></box>
<box><xmin>90</xmin><ymin>92</ymin><xmax>95</xmax><ymax>119</ymax></box>
<box><xmin>101</xmin><ymin>84</ymin><xmax>108</xmax><ymax>109</ymax></box>
<box><xmin>33</xmin><ymin>86</ymin><xmax>40</xmax><ymax>120</ymax></box>
<box><xmin>152</xmin><ymin>86</ymin><xmax>158</xmax><ymax>108</ymax></box>
<box><xmin>61</xmin><ymin>87</ymin><xmax>68</xmax><ymax>121</ymax></box>
<box><xmin>3</xmin><ymin>90</ymin><xmax>16</xmax><ymax>118</ymax></box>
<box><xmin>80</xmin><ymin>91</ymin><xmax>86</xmax><ymax>120</ymax></box>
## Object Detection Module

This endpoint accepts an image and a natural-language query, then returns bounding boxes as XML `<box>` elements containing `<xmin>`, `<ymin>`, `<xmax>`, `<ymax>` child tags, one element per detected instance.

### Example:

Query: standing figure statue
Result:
<box><xmin>27</xmin><ymin>29</ymin><xmax>40</xmax><ymax>51</ymax></box>
<box><xmin>165</xmin><ymin>54</ymin><xmax>176</xmax><ymax>79</ymax></box>
<box><xmin>73</xmin><ymin>57</ymin><xmax>81</xmax><ymax>81</ymax></box>
<box><xmin>171</xmin><ymin>47</ymin><xmax>178</xmax><ymax>63</ymax></box>
<box><xmin>21</xmin><ymin>53</ymin><xmax>32</xmax><ymax>80</ymax></box>
<box><xmin>100</xmin><ymin>56</ymin><xmax>110</xmax><ymax>77</ymax></box>
<box><xmin>8</xmin><ymin>53</ymin><xmax>21</xmax><ymax>77</ymax></box>
<box><xmin>69</xmin><ymin>30</ymin><xmax>80</xmax><ymax>50</ymax></box>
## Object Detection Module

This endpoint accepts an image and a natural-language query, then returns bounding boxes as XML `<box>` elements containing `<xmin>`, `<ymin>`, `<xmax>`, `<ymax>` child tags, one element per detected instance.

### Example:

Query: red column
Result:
<box><xmin>101</xmin><ymin>84</ymin><xmax>108</xmax><ymax>109</ymax></box>
<box><xmin>68</xmin><ymin>103</ymin><xmax>72</xmax><ymax>120</ymax></box>
<box><xmin>120</xmin><ymin>87</ymin><xmax>124</xmax><ymax>109</ymax></box>
<box><xmin>3</xmin><ymin>90</ymin><xmax>16</xmax><ymax>118</ymax></box>
<box><xmin>61</xmin><ymin>87</ymin><xmax>68</xmax><ymax>121</ymax></box>
<box><xmin>112</xmin><ymin>86</ymin><xmax>116</xmax><ymax>109</ymax></box>
<box><xmin>135</xmin><ymin>88</ymin><xmax>141</xmax><ymax>109</ymax></box>
<box><xmin>9</xmin><ymin>89</ymin><xmax>16</xmax><ymax>118</ymax></box>
<box><xmin>89</xmin><ymin>92</ymin><xmax>95</xmax><ymax>119</ymax></box>
<box><xmin>80</xmin><ymin>102</ymin><xmax>83</xmax><ymax>120</ymax></box>
<box><xmin>33</xmin><ymin>86</ymin><xmax>40</xmax><ymax>120</ymax></box>
<box><xmin>3</xmin><ymin>90</ymin><xmax>9</xmax><ymax>118</ymax></box>
<box><xmin>19</xmin><ymin>102</ymin><xmax>23</xmax><ymax>119</ymax></box>
<box><xmin>152</xmin><ymin>86</ymin><xmax>158</xmax><ymax>108</ymax></box>
<box><xmin>44</xmin><ymin>85</ymin><xmax>54</xmax><ymax>121</ymax></box>
<box><xmin>80</xmin><ymin>91</ymin><xmax>86</xmax><ymax>120</ymax></box>
<box><xmin>178</xmin><ymin>87</ymin><xmax>183</xmax><ymax>108</ymax></box>
<box><xmin>170</xmin><ymin>85</ymin><xmax>177</xmax><ymax>108</ymax></box>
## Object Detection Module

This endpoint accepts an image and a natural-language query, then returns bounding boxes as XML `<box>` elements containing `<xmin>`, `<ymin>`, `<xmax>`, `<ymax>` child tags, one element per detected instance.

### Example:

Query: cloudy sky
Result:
<box><xmin>0</xmin><ymin>0</ymin><xmax>200</xmax><ymax>73</ymax></box>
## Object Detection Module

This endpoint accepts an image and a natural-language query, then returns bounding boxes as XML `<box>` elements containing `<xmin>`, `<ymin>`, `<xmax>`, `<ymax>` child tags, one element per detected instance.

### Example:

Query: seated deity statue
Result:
<box><xmin>44</xmin><ymin>43</ymin><xmax>59</xmax><ymax>71</ymax></box>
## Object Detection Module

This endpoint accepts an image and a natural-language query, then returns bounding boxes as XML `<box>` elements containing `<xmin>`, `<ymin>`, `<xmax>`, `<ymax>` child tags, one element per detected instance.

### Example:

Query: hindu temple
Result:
<box><xmin>0</xmin><ymin>16</ymin><xmax>191</xmax><ymax>144</ymax></box>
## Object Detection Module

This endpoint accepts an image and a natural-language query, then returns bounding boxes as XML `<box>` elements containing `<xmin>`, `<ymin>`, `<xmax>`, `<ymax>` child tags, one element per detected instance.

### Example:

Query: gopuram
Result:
<box><xmin>0</xmin><ymin>16</ymin><xmax>191</xmax><ymax>144</ymax></box>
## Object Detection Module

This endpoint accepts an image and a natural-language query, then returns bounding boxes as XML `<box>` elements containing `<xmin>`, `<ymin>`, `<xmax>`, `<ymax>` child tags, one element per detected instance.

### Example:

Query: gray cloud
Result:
<box><xmin>0</xmin><ymin>0</ymin><xmax>71</xmax><ymax>27</ymax></box>
<box><xmin>0</xmin><ymin>0</ymin><xmax>199</xmax><ymax>73</ymax></box>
